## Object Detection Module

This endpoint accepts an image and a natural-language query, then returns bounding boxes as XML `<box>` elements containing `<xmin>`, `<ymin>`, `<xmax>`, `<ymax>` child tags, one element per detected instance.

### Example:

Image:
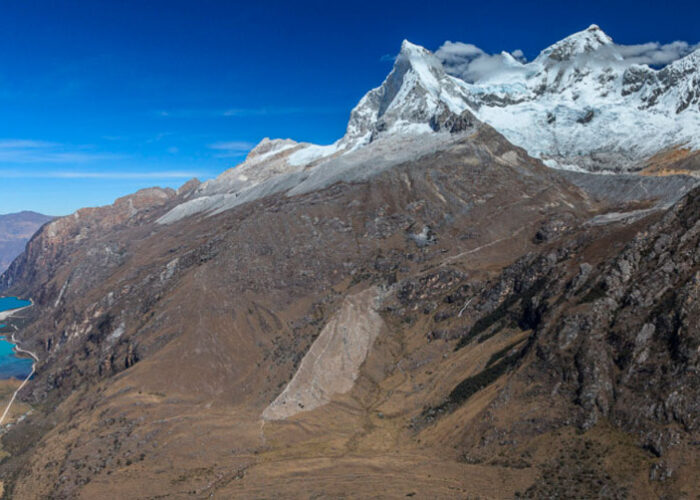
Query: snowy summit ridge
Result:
<box><xmin>341</xmin><ymin>40</ymin><xmax>474</xmax><ymax>145</ymax></box>
<box><xmin>159</xmin><ymin>25</ymin><xmax>700</xmax><ymax>224</ymax></box>
<box><xmin>461</xmin><ymin>24</ymin><xmax>700</xmax><ymax>172</ymax></box>
<box><xmin>535</xmin><ymin>24</ymin><xmax>616</xmax><ymax>63</ymax></box>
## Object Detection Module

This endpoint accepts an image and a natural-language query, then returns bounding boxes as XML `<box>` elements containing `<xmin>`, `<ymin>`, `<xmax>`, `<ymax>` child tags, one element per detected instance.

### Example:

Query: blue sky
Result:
<box><xmin>1</xmin><ymin>0</ymin><xmax>698</xmax><ymax>215</ymax></box>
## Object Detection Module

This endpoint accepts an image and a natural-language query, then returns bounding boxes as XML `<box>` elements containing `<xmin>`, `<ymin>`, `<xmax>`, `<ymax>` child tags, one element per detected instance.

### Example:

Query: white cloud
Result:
<box><xmin>511</xmin><ymin>49</ymin><xmax>525</xmax><ymax>62</ymax></box>
<box><xmin>435</xmin><ymin>36</ymin><xmax>700</xmax><ymax>83</ymax></box>
<box><xmin>436</xmin><ymin>41</ymin><xmax>484</xmax><ymax>61</ymax></box>
<box><xmin>435</xmin><ymin>41</ymin><xmax>527</xmax><ymax>83</ymax></box>
<box><xmin>615</xmin><ymin>40</ymin><xmax>700</xmax><ymax>66</ymax></box>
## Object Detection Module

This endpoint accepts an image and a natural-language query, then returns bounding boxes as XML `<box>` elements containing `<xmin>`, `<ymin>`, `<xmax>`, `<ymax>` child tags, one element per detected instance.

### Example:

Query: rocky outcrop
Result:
<box><xmin>263</xmin><ymin>287</ymin><xmax>385</xmax><ymax>420</ymax></box>
<box><xmin>417</xmin><ymin>185</ymin><xmax>700</xmax><ymax>480</ymax></box>
<box><xmin>0</xmin><ymin>187</ymin><xmax>182</xmax><ymax>297</ymax></box>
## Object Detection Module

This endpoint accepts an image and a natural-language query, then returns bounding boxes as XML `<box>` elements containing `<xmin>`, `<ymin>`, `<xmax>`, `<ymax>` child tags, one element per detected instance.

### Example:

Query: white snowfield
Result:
<box><xmin>469</xmin><ymin>25</ymin><xmax>700</xmax><ymax>172</ymax></box>
<box><xmin>159</xmin><ymin>25</ymin><xmax>700</xmax><ymax>224</ymax></box>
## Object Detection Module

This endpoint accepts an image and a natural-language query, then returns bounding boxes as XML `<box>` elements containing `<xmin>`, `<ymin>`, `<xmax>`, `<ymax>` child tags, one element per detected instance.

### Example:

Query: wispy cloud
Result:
<box><xmin>0</xmin><ymin>139</ymin><xmax>58</xmax><ymax>149</ymax></box>
<box><xmin>0</xmin><ymin>138</ymin><xmax>208</xmax><ymax>179</ymax></box>
<box><xmin>157</xmin><ymin>106</ymin><xmax>343</xmax><ymax>119</ymax></box>
<box><xmin>208</xmin><ymin>140</ymin><xmax>256</xmax><ymax>158</ymax></box>
<box><xmin>0</xmin><ymin>138</ymin><xmax>121</xmax><ymax>164</ymax></box>
<box><xmin>145</xmin><ymin>131</ymin><xmax>174</xmax><ymax>143</ymax></box>
<box><xmin>222</xmin><ymin>106</ymin><xmax>339</xmax><ymax>117</ymax></box>
<box><xmin>0</xmin><ymin>170</ymin><xmax>203</xmax><ymax>179</ymax></box>
<box><xmin>208</xmin><ymin>141</ymin><xmax>256</xmax><ymax>151</ymax></box>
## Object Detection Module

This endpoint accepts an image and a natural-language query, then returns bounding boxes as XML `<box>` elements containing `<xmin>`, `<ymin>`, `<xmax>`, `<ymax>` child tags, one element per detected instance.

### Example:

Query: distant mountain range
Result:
<box><xmin>0</xmin><ymin>211</ymin><xmax>53</xmax><ymax>273</ymax></box>
<box><xmin>0</xmin><ymin>25</ymin><xmax>698</xmax><ymax>498</ymax></box>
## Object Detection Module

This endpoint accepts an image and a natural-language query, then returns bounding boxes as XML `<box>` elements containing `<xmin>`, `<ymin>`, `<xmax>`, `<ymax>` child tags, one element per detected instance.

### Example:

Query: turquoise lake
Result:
<box><xmin>0</xmin><ymin>297</ymin><xmax>34</xmax><ymax>379</ymax></box>
<box><xmin>0</xmin><ymin>297</ymin><xmax>31</xmax><ymax>311</ymax></box>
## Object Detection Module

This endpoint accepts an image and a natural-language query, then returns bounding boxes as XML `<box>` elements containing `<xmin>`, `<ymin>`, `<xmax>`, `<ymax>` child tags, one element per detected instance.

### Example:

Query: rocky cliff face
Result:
<box><xmin>0</xmin><ymin>186</ymin><xmax>194</xmax><ymax>299</ymax></box>
<box><xmin>0</xmin><ymin>211</ymin><xmax>53</xmax><ymax>274</ymax></box>
<box><xmin>412</xmin><ymin>184</ymin><xmax>699</xmax><ymax>496</ymax></box>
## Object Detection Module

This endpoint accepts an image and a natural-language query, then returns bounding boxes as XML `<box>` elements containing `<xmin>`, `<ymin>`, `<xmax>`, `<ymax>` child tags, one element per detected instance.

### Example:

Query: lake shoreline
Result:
<box><xmin>0</xmin><ymin>298</ymin><xmax>33</xmax><ymax>322</ymax></box>
<box><xmin>0</xmin><ymin>297</ymin><xmax>38</xmax><ymax>426</ymax></box>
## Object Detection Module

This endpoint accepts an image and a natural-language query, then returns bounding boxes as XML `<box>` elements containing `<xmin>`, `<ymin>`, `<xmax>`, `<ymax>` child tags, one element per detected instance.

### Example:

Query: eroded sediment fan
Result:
<box><xmin>262</xmin><ymin>287</ymin><xmax>384</xmax><ymax>421</ymax></box>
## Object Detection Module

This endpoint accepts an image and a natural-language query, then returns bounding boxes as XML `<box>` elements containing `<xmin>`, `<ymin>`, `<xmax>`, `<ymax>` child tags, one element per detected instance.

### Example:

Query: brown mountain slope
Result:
<box><xmin>0</xmin><ymin>125</ymin><xmax>696</xmax><ymax>498</ymax></box>
<box><xmin>414</xmin><ymin>186</ymin><xmax>700</xmax><ymax>498</ymax></box>
<box><xmin>641</xmin><ymin>147</ymin><xmax>700</xmax><ymax>177</ymax></box>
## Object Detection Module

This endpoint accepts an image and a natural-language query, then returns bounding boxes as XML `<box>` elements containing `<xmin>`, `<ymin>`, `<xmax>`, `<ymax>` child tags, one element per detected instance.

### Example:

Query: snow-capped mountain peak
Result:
<box><xmin>216</xmin><ymin>27</ymin><xmax>699</xmax><ymax>178</ymax></box>
<box><xmin>342</xmin><ymin>39</ymin><xmax>473</xmax><ymax>146</ymax></box>
<box><xmin>159</xmin><ymin>26</ymin><xmax>700</xmax><ymax>224</ymax></box>
<box><xmin>159</xmin><ymin>40</ymin><xmax>480</xmax><ymax>224</ymax></box>
<box><xmin>459</xmin><ymin>25</ymin><xmax>700</xmax><ymax>172</ymax></box>
<box><xmin>534</xmin><ymin>24</ymin><xmax>618</xmax><ymax>65</ymax></box>
<box><xmin>396</xmin><ymin>39</ymin><xmax>445</xmax><ymax>87</ymax></box>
